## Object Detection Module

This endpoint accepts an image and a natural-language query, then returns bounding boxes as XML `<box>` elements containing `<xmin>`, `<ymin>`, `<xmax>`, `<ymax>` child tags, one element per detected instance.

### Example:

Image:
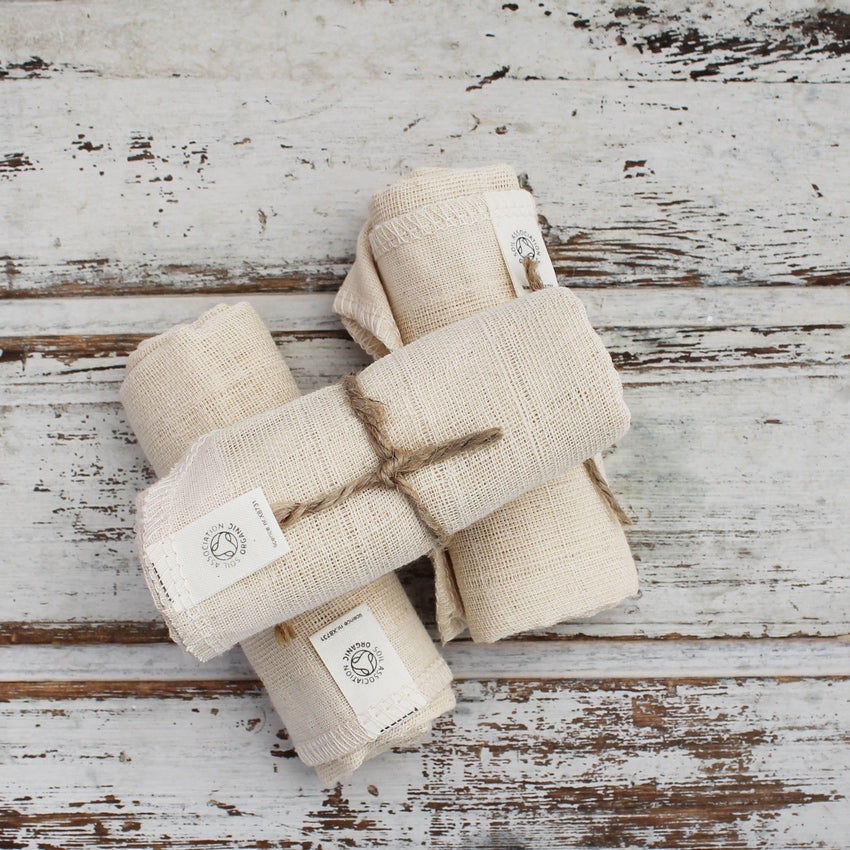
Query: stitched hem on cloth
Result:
<box><xmin>134</xmin><ymin>430</ymin><xmax>221</xmax><ymax>660</ymax></box>
<box><xmin>368</xmin><ymin>195</ymin><xmax>494</xmax><ymax>258</ymax></box>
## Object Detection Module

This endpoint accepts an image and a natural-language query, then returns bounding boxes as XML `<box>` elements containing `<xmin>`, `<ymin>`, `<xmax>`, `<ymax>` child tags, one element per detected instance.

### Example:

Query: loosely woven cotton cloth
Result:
<box><xmin>334</xmin><ymin>164</ymin><xmax>638</xmax><ymax>642</ymax></box>
<box><xmin>134</xmin><ymin>288</ymin><xmax>630</xmax><ymax>660</ymax></box>
<box><xmin>120</xmin><ymin>302</ymin><xmax>454</xmax><ymax>782</ymax></box>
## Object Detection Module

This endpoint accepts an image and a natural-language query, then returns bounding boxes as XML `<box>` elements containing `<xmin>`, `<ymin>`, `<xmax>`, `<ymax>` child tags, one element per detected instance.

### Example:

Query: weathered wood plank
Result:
<box><xmin>2</xmin><ymin>286</ymin><xmax>848</xmax><ymax>401</ymax></box>
<box><xmin>1</xmin><ymin>676</ymin><xmax>847</xmax><ymax>847</ymax></box>
<box><xmin>2</xmin><ymin>79</ymin><xmax>848</xmax><ymax>296</ymax></box>
<box><xmin>3</xmin><ymin>639</ymin><xmax>849</xmax><ymax>684</ymax></box>
<box><xmin>2</xmin><ymin>0</ymin><xmax>849</xmax><ymax>83</ymax></box>
<box><xmin>0</xmin><ymin>293</ymin><xmax>341</xmax><ymax>337</ymax></box>
<box><xmin>2</xmin><ymin>319</ymin><xmax>845</xmax><ymax>402</ymax></box>
<box><xmin>0</xmin><ymin>289</ymin><xmax>847</xmax><ymax>640</ymax></box>
<box><xmin>3</xmin><ymin>287</ymin><xmax>850</xmax><ymax>337</ymax></box>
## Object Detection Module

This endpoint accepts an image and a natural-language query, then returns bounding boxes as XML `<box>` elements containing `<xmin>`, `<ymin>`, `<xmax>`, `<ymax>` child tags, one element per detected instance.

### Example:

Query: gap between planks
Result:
<box><xmin>2</xmin><ymin>638</ymin><xmax>849</xmax><ymax>688</ymax></box>
<box><xmin>2</xmin><ymin>287</ymin><xmax>849</xmax><ymax>337</ymax></box>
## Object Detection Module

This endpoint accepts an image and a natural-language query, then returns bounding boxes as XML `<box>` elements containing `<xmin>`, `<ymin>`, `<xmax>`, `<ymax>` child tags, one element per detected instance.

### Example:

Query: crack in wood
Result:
<box><xmin>0</xmin><ymin>55</ymin><xmax>55</xmax><ymax>80</ymax></box>
<box><xmin>466</xmin><ymin>64</ymin><xmax>511</xmax><ymax>91</ymax></box>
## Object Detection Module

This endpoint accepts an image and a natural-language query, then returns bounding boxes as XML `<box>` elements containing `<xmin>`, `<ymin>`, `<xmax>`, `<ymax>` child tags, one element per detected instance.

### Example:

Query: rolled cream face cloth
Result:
<box><xmin>120</xmin><ymin>302</ymin><xmax>455</xmax><ymax>783</ymax></box>
<box><xmin>334</xmin><ymin>164</ymin><xmax>638</xmax><ymax>642</ymax></box>
<box><xmin>133</xmin><ymin>288</ymin><xmax>630</xmax><ymax>661</ymax></box>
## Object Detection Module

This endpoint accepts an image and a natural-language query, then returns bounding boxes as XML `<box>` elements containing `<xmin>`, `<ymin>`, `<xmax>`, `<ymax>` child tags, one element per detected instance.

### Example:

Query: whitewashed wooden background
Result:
<box><xmin>1</xmin><ymin>1</ymin><xmax>849</xmax><ymax>847</ymax></box>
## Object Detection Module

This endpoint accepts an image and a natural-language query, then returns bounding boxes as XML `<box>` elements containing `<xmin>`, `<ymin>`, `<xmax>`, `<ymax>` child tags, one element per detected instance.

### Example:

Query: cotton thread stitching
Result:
<box><xmin>369</xmin><ymin>196</ymin><xmax>491</xmax><ymax>258</ymax></box>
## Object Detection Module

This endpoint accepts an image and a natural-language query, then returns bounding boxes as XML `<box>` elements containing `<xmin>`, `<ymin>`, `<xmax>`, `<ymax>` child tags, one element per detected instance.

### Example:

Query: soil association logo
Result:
<box><xmin>342</xmin><ymin>641</ymin><xmax>385</xmax><ymax>685</ymax></box>
<box><xmin>201</xmin><ymin>521</ymin><xmax>248</xmax><ymax>568</ymax></box>
<box><xmin>510</xmin><ymin>228</ymin><xmax>541</xmax><ymax>262</ymax></box>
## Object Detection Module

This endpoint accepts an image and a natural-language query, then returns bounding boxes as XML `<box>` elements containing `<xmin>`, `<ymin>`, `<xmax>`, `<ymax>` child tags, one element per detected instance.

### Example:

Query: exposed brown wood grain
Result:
<box><xmin>2</xmin><ymin>677</ymin><xmax>847</xmax><ymax>847</ymax></box>
<box><xmin>0</xmin><ymin>330</ymin><xmax>349</xmax><ymax>365</ymax></box>
<box><xmin>3</xmin><ymin>672</ymin><xmax>848</xmax><ymax>703</ymax></box>
<box><xmin>2</xmin><ymin>320</ymin><xmax>848</xmax><ymax>371</ymax></box>
<box><xmin>2</xmin><ymin>2</ymin><xmax>849</xmax><ymax>83</ymax></box>
<box><xmin>0</xmin><ymin>680</ymin><xmax>263</xmax><ymax>701</ymax></box>
<box><xmin>0</xmin><ymin>265</ymin><xmax>342</xmax><ymax>299</ymax></box>
<box><xmin>0</xmin><ymin>621</ymin><xmax>170</xmax><ymax>646</ymax></box>
<box><xmin>3</xmin><ymin>256</ymin><xmax>849</xmax><ymax>300</ymax></box>
<box><xmin>596</xmin><ymin>6</ymin><xmax>850</xmax><ymax>80</ymax></box>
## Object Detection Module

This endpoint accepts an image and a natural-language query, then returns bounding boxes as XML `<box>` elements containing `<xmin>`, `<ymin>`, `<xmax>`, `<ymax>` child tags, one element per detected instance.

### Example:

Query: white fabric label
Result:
<box><xmin>310</xmin><ymin>603</ymin><xmax>428</xmax><ymax>738</ymax></box>
<box><xmin>145</xmin><ymin>487</ymin><xmax>290</xmax><ymax>614</ymax></box>
<box><xmin>483</xmin><ymin>190</ymin><xmax>558</xmax><ymax>296</ymax></box>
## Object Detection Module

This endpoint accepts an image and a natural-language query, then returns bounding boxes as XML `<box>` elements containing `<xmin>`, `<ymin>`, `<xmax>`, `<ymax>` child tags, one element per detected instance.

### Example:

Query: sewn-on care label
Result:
<box><xmin>483</xmin><ymin>190</ymin><xmax>558</xmax><ymax>296</ymax></box>
<box><xmin>145</xmin><ymin>487</ymin><xmax>290</xmax><ymax>613</ymax></box>
<box><xmin>310</xmin><ymin>603</ymin><xmax>428</xmax><ymax>738</ymax></box>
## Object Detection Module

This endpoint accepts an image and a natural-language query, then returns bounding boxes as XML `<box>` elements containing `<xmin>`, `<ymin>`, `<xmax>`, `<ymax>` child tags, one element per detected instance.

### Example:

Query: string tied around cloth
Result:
<box><xmin>271</xmin><ymin>374</ymin><xmax>503</xmax><ymax>550</ymax></box>
<box><xmin>274</xmin><ymin>620</ymin><xmax>297</xmax><ymax>646</ymax></box>
<box><xmin>522</xmin><ymin>255</ymin><xmax>633</xmax><ymax>527</ymax></box>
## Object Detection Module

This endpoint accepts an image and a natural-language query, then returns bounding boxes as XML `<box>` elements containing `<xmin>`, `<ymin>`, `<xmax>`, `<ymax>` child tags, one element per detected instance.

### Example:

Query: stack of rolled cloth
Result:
<box><xmin>120</xmin><ymin>302</ymin><xmax>455</xmax><ymax>783</ymax></box>
<box><xmin>334</xmin><ymin>164</ymin><xmax>638</xmax><ymax>642</ymax></box>
<box><xmin>131</xmin><ymin>288</ymin><xmax>629</xmax><ymax>660</ymax></box>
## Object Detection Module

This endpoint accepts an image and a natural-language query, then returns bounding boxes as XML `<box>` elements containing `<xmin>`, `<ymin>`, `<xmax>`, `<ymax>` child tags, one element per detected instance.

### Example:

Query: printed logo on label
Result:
<box><xmin>510</xmin><ymin>228</ymin><xmax>542</xmax><ymax>262</ymax></box>
<box><xmin>343</xmin><ymin>641</ymin><xmax>385</xmax><ymax>684</ymax></box>
<box><xmin>201</xmin><ymin>523</ymin><xmax>248</xmax><ymax>568</ymax></box>
<box><xmin>144</xmin><ymin>487</ymin><xmax>290</xmax><ymax>614</ymax></box>
<box><xmin>482</xmin><ymin>190</ymin><xmax>559</xmax><ymax>295</ymax></box>
<box><xmin>309</xmin><ymin>602</ymin><xmax>427</xmax><ymax>738</ymax></box>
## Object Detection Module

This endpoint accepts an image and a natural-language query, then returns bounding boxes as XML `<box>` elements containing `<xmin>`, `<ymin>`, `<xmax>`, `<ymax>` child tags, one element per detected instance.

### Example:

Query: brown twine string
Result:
<box><xmin>271</xmin><ymin>374</ymin><xmax>503</xmax><ymax>549</ymax></box>
<box><xmin>274</xmin><ymin>620</ymin><xmax>297</xmax><ymax>646</ymax></box>
<box><xmin>522</xmin><ymin>255</ymin><xmax>634</xmax><ymax>526</ymax></box>
<box><xmin>582</xmin><ymin>457</ymin><xmax>634</xmax><ymax>526</ymax></box>
<box><xmin>522</xmin><ymin>255</ymin><xmax>545</xmax><ymax>291</ymax></box>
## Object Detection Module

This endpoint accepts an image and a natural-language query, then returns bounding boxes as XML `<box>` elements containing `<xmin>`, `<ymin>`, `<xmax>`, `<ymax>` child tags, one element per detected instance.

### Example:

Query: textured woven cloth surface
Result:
<box><xmin>121</xmin><ymin>302</ymin><xmax>454</xmax><ymax>782</ymax></box>
<box><xmin>334</xmin><ymin>164</ymin><xmax>638</xmax><ymax>642</ymax></box>
<box><xmin>134</xmin><ymin>288</ymin><xmax>629</xmax><ymax>660</ymax></box>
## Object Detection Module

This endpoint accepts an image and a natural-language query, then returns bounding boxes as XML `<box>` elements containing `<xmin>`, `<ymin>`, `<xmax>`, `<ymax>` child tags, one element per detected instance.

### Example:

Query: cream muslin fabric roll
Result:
<box><xmin>334</xmin><ymin>163</ymin><xmax>638</xmax><ymax>642</ymax></box>
<box><xmin>120</xmin><ymin>302</ymin><xmax>454</xmax><ymax>783</ymax></box>
<box><xmin>133</xmin><ymin>288</ymin><xmax>629</xmax><ymax>660</ymax></box>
